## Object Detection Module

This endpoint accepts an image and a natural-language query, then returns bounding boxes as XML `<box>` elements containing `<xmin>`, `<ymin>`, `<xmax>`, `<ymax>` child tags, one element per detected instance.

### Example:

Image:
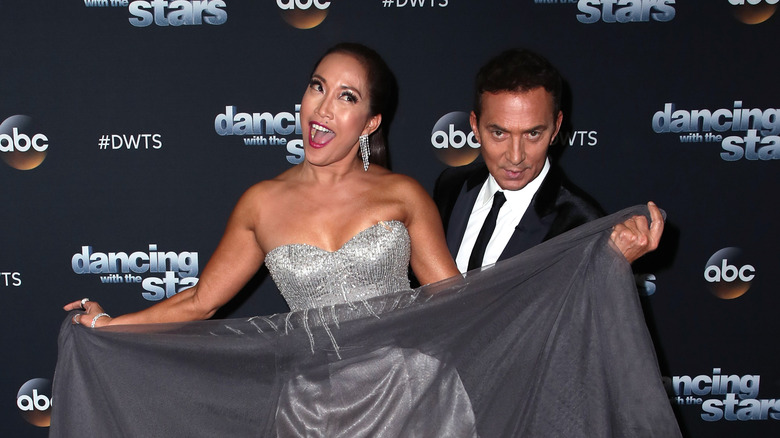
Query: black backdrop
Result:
<box><xmin>2</xmin><ymin>1</ymin><xmax>778</xmax><ymax>436</ymax></box>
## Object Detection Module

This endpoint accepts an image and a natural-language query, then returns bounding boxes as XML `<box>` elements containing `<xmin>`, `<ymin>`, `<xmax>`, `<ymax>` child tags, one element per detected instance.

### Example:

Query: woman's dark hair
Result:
<box><xmin>311</xmin><ymin>42</ymin><xmax>398</xmax><ymax>168</ymax></box>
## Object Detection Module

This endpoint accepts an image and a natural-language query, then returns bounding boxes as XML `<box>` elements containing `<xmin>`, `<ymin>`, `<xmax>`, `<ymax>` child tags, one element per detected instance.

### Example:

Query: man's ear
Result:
<box><xmin>551</xmin><ymin>110</ymin><xmax>563</xmax><ymax>143</ymax></box>
<box><xmin>469</xmin><ymin>111</ymin><xmax>481</xmax><ymax>144</ymax></box>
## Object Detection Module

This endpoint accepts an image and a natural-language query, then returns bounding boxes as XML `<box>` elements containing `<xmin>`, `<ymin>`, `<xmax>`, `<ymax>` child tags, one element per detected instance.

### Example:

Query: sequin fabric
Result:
<box><xmin>265</xmin><ymin>220</ymin><xmax>412</xmax><ymax>312</ymax></box>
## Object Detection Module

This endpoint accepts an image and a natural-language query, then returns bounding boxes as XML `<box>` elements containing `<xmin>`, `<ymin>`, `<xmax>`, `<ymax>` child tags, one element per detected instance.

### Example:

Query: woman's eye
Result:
<box><xmin>341</xmin><ymin>92</ymin><xmax>357</xmax><ymax>103</ymax></box>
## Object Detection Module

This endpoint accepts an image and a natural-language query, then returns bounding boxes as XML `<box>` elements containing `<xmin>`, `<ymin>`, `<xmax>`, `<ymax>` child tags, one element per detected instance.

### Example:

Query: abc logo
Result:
<box><xmin>729</xmin><ymin>0</ymin><xmax>778</xmax><ymax>24</ymax></box>
<box><xmin>0</xmin><ymin>115</ymin><xmax>49</xmax><ymax>170</ymax></box>
<box><xmin>431</xmin><ymin>111</ymin><xmax>481</xmax><ymax>167</ymax></box>
<box><xmin>636</xmin><ymin>273</ymin><xmax>656</xmax><ymax>296</ymax></box>
<box><xmin>703</xmin><ymin>247</ymin><xmax>755</xmax><ymax>299</ymax></box>
<box><xmin>277</xmin><ymin>0</ymin><xmax>330</xmax><ymax>29</ymax></box>
<box><xmin>17</xmin><ymin>378</ymin><xmax>52</xmax><ymax>427</ymax></box>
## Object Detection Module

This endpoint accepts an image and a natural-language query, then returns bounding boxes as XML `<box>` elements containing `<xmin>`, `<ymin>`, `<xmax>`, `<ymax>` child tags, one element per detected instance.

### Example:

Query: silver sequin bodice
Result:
<box><xmin>265</xmin><ymin>221</ymin><xmax>412</xmax><ymax>312</ymax></box>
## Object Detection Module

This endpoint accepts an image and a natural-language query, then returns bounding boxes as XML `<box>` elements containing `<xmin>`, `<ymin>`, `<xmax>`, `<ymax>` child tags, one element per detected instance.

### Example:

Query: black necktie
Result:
<box><xmin>468</xmin><ymin>191</ymin><xmax>506</xmax><ymax>271</ymax></box>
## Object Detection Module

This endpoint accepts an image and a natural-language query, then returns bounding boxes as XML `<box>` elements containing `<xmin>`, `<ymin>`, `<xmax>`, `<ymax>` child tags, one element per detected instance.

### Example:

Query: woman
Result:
<box><xmin>58</xmin><ymin>43</ymin><xmax>482</xmax><ymax>437</ymax></box>
<box><xmin>55</xmin><ymin>44</ymin><xmax>678</xmax><ymax>437</ymax></box>
<box><xmin>65</xmin><ymin>43</ymin><xmax>458</xmax><ymax>326</ymax></box>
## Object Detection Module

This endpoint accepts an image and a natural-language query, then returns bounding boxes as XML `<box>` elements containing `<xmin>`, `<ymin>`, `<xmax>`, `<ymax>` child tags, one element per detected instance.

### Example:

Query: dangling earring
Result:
<box><xmin>359</xmin><ymin>134</ymin><xmax>370</xmax><ymax>171</ymax></box>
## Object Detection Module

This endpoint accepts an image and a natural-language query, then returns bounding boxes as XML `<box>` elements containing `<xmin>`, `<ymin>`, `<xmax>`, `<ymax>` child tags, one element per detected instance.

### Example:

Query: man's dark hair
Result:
<box><xmin>472</xmin><ymin>48</ymin><xmax>562</xmax><ymax>122</ymax></box>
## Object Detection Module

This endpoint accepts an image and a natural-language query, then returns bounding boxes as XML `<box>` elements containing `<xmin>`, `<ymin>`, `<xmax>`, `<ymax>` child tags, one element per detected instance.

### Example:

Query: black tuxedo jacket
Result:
<box><xmin>433</xmin><ymin>161</ymin><xmax>605</xmax><ymax>262</ymax></box>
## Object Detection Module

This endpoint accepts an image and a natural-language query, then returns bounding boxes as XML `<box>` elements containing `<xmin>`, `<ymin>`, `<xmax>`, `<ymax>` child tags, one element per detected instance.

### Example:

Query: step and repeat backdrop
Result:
<box><xmin>1</xmin><ymin>1</ymin><xmax>777</xmax><ymax>436</ymax></box>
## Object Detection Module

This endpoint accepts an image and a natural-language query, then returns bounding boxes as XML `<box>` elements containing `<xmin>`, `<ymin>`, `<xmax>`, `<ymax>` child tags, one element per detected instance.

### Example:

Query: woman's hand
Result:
<box><xmin>63</xmin><ymin>298</ymin><xmax>112</xmax><ymax>328</ymax></box>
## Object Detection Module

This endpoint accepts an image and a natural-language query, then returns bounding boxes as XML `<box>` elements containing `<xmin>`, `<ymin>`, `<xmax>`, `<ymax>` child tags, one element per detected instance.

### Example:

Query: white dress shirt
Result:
<box><xmin>455</xmin><ymin>158</ymin><xmax>551</xmax><ymax>273</ymax></box>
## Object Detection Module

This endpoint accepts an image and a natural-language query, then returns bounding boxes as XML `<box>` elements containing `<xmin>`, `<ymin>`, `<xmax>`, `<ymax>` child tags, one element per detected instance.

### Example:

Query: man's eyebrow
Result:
<box><xmin>485</xmin><ymin>122</ymin><xmax>549</xmax><ymax>133</ymax></box>
<box><xmin>485</xmin><ymin>122</ymin><xmax>507</xmax><ymax>132</ymax></box>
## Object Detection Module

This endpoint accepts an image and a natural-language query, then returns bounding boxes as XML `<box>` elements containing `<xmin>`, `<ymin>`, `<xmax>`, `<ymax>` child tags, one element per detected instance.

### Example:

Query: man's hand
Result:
<box><xmin>610</xmin><ymin>202</ymin><xmax>664</xmax><ymax>264</ymax></box>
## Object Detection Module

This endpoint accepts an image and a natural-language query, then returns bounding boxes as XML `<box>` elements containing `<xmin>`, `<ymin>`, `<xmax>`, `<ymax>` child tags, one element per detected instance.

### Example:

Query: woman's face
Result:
<box><xmin>300</xmin><ymin>52</ymin><xmax>381</xmax><ymax>168</ymax></box>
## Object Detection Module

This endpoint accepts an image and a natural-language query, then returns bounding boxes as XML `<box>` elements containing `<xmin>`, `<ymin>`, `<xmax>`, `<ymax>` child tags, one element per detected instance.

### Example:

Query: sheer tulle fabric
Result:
<box><xmin>51</xmin><ymin>206</ymin><xmax>681</xmax><ymax>437</ymax></box>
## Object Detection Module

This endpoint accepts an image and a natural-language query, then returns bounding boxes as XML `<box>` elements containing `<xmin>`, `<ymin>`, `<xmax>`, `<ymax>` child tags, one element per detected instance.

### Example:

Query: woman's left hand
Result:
<box><xmin>63</xmin><ymin>298</ymin><xmax>112</xmax><ymax>328</ymax></box>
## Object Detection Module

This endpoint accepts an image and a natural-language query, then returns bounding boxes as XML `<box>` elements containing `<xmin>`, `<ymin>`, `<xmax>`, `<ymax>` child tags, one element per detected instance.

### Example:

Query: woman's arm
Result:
<box><xmin>399</xmin><ymin>177</ymin><xmax>460</xmax><ymax>285</ymax></box>
<box><xmin>65</xmin><ymin>185</ymin><xmax>267</xmax><ymax>327</ymax></box>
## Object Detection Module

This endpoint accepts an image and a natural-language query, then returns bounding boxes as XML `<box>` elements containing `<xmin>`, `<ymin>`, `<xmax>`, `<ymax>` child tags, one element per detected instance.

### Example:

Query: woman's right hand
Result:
<box><xmin>63</xmin><ymin>298</ymin><xmax>112</xmax><ymax>328</ymax></box>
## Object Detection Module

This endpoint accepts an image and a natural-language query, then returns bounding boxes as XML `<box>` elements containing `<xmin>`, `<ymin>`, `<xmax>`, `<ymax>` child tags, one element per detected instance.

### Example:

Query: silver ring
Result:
<box><xmin>80</xmin><ymin>298</ymin><xmax>90</xmax><ymax>310</ymax></box>
<box><xmin>72</xmin><ymin>313</ymin><xmax>82</xmax><ymax>325</ymax></box>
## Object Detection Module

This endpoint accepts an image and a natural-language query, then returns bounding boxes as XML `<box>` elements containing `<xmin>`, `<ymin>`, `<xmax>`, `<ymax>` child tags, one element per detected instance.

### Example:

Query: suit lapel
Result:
<box><xmin>498</xmin><ymin>168</ymin><xmax>562</xmax><ymax>261</ymax></box>
<box><xmin>446</xmin><ymin>167</ymin><xmax>489</xmax><ymax>258</ymax></box>
<box><xmin>499</xmin><ymin>206</ymin><xmax>549</xmax><ymax>260</ymax></box>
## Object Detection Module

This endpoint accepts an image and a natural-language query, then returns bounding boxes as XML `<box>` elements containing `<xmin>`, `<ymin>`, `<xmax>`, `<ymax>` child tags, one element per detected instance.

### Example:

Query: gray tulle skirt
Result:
<box><xmin>50</xmin><ymin>206</ymin><xmax>681</xmax><ymax>437</ymax></box>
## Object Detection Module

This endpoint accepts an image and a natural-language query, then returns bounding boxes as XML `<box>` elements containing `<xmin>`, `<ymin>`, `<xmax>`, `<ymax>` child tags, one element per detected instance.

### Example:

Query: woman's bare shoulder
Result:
<box><xmin>233</xmin><ymin>168</ymin><xmax>298</xmax><ymax>213</ymax></box>
<box><xmin>376</xmin><ymin>171</ymin><xmax>430</xmax><ymax>200</ymax></box>
<box><xmin>243</xmin><ymin>168</ymin><xmax>298</xmax><ymax>196</ymax></box>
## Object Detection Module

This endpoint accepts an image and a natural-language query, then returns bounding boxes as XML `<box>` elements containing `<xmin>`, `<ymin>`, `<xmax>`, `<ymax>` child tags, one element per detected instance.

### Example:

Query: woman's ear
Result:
<box><xmin>364</xmin><ymin>114</ymin><xmax>382</xmax><ymax>136</ymax></box>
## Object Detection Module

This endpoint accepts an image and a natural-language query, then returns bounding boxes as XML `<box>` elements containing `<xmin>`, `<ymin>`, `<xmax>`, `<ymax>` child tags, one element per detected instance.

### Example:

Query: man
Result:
<box><xmin>435</xmin><ymin>48</ymin><xmax>661</xmax><ymax>272</ymax></box>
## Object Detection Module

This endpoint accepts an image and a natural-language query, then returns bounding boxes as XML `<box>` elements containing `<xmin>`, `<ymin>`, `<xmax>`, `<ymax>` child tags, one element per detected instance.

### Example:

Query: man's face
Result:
<box><xmin>470</xmin><ymin>87</ymin><xmax>562</xmax><ymax>191</ymax></box>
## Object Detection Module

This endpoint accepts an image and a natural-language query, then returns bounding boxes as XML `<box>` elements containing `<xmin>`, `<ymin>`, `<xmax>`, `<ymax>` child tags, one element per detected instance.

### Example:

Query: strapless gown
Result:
<box><xmin>50</xmin><ymin>206</ymin><xmax>682</xmax><ymax>437</ymax></box>
<box><xmin>265</xmin><ymin>220</ymin><xmax>412</xmax><ymax>313</ymax></box>
<box><xmin>264</xmin><ymin>221</ymin><xmax>476</xmax><ymax>437</ymax></box>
